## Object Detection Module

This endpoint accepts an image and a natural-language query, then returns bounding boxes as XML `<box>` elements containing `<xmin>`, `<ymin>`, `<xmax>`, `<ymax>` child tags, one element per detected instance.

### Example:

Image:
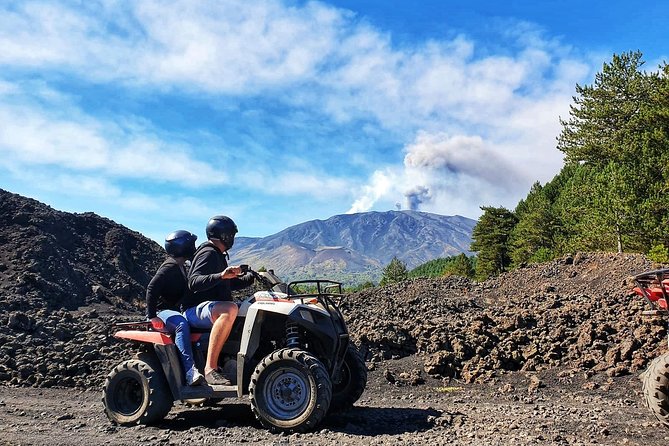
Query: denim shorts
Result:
<box><xmin>183</xmin><ymin>301</ymin><xmax>217</xmax><ymax>330</ymax></box>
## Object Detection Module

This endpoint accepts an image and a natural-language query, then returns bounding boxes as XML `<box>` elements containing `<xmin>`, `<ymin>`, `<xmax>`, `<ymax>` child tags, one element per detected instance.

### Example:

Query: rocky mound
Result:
<box><xmin>0</xmin><ymin>189</ymin><xmax>164</xmax><ymax>311</ymax></box>
<box><xmin>343</xmin><ymin>252</ymin><xmax>666</xmax><ymax>383</ymax></box>
<box><xmin>0</xmin><ymin>189</ymin><xmax>165</xmax><ymax>387</ymax></box>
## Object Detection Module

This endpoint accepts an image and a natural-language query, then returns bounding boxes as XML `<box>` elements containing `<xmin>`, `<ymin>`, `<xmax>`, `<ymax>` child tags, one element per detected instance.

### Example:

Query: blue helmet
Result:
<box><xmin>164</xmin><ymin>230</ymin><xmax>198</xmax><ymax>258</ymax></box>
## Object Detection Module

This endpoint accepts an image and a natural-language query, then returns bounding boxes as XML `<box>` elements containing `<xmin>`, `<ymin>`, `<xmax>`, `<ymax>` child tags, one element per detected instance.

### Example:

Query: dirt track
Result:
<box><xmin>1</xmin><ymin>356</ymin><xmax>667</xmax><ymax>446</ymax></box>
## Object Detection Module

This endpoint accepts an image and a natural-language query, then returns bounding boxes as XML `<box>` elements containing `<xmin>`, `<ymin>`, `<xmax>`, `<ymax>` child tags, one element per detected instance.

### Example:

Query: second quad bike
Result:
<box><xmin>102</xmin><ymin>268</ymin><xmax>367</xmax><ymax>433</ymax></box>
<box><xmin>632</xmin><ymin>268</ymin><xmax>669</xmax><ymax>427</ymax></box>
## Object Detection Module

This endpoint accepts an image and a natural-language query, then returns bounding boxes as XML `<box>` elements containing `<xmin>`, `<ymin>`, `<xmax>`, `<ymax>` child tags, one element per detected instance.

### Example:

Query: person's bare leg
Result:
<box><xmin>204</xmin><ymin>302</ymin><xmax>238</xmax><ymax>374</ymax></box>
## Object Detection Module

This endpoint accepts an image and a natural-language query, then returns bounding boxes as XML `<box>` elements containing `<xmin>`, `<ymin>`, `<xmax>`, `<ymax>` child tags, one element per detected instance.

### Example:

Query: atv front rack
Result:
<box><xmin>286</xmin><ymin>279</ymin><xmax>347</xmax><ymax>326</ymax></box>
<box><xmin>633</xmin><ymin>268</ymin><xmax>669</xmax><ymax>313</ymax></box>
<box><xmin>286</xmin><ymin>279</ymin><xmax>343</xmax><ymax>301</ymax></box>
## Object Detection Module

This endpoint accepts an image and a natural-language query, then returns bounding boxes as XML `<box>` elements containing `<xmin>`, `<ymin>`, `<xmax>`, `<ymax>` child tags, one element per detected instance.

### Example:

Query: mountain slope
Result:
<box><xmin>230</xmin><ymin>210</ymin><xmax>475</xmax><ymax>283</ymax></box>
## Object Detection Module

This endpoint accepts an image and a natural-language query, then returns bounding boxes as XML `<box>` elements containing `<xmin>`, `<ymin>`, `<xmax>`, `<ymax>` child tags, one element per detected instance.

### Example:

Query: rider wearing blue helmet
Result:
<box><xmin>146</xmin><ymin>230</ymin><xmax>203</xmax><ymax>386</ymax></box>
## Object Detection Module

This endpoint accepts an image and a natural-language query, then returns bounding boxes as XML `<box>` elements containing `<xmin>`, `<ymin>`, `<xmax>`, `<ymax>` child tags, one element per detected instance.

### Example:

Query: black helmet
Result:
<box><xmin>206</xmin><ymin>215</ymin><xmax>238</xmax><ymax>249</ymax></box>
<box><xmin>164</xmin><ymin>230</ymin><xmax>198</xmax><ymax>258</ymax></box>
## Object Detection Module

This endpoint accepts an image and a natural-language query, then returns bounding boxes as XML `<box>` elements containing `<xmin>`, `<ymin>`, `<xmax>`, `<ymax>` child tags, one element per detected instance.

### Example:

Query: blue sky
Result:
<box><xmin>0</xmin><ymin>1</ymin><xmax>667</xmax><ymax>243</ymax></box>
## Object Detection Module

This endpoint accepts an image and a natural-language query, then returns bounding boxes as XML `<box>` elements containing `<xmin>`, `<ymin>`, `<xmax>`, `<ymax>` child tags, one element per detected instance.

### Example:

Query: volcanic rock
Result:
<box><xmin>0</xmin><ymin>189</ymin><xmax>164</xmax><ymax>387</ymax></box>
<box><xmin>344</xmin><ymin>252</ymin><xmax>666</xmax><ymax>383</ymax></box>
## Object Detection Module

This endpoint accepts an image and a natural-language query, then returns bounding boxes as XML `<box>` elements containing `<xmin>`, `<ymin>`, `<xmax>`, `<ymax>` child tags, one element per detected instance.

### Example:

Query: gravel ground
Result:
<box><xmin>1</xmin><ymin>356</ymin><xmax>668</xmax><ymax>446</ymax></box>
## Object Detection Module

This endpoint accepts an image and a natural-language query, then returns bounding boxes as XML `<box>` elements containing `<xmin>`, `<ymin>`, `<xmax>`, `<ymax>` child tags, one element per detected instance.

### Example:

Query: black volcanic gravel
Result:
<box><xmin>343</xmin><ymin>252</ymin><xmax>665</xmax><ymax>384</ymax></box>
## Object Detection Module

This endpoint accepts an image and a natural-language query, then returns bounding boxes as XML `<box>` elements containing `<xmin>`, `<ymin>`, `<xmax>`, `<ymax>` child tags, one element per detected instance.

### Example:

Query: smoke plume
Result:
<box><xmin>348</xmin><ymin>132</ymin><xmax>529</xmax><ymax>216</ymax></box>
<box><xmin>405</xmin><ymin>186</ymin><xmax>431</xmax><ymax>210</ymax></box>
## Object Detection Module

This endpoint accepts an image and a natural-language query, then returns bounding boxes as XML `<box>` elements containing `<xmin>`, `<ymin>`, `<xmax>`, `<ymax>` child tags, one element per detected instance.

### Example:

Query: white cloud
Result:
<box><xmin>2</xmin><ymin>164</ymin><xmax>223</xmax><ymax>227</ymax></box>
<box><xmin>240</xmin><ymin>167</ymin><xmax>351</xmax><ymax>199</ymax></box>
<box><xmin>0</xmin><ymin>2</ymin><xmax>591</xmax><ymax>126</ymax></box>
<box><xmin>0</xmin><ymin>76</ymin><xmax>357</xmax><ymax>207</ymax></box>
<box><xmin>0</xmin><ymin>101</ymin><xmax>226</xmax><ymax>186</ymax></box>
<box><xmin>0</xmin><ymin>0</ymin><xmax>602</xmax><ymax>222</ymax></box>
<box><xmin>0</xmin><ymin>1</ymin><xmax>345</xmax><ymax>92</ymax></box>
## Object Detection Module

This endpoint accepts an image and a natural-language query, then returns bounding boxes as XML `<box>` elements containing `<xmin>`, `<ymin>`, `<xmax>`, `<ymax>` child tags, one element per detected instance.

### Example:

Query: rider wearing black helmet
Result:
<box><xmin>146</xmin><ymin>230</ymin><xmax>204</xmax><ymax>386</ymax></box>
<box><xmin>206</xmin><ymin>215</ymin><xmax>238</xmax><ymax>250</ymax></box>
<box><xmin>183</xmin><ymin>215</ymin><xmax>254</xmax><ymax>385</ymax></box>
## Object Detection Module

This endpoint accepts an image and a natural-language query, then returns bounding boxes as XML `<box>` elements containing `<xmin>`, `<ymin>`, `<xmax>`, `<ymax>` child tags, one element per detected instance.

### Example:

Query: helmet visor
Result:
<box><xmin>220</xmin><ymin>233</ymin><xmax>235</xmax><ymax>250</ymax></box>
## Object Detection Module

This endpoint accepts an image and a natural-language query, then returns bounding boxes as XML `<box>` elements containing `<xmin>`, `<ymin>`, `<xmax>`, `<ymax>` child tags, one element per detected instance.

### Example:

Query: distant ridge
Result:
<box><xmin>230</xmin><ymin>210</ymin><xmax>475</xmax><ymax>283</ymax></box>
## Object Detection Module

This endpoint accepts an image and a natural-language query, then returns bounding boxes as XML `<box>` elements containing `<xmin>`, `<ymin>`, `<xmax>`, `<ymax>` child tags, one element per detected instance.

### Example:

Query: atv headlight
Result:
<box><xmin>299</xmin><ymin>310</ymin><xmax>314</xmax><ymax>323</ymax></box>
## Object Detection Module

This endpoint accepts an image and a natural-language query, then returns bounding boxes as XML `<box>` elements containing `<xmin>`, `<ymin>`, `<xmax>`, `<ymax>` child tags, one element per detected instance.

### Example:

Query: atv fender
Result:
<box><xmin>239</xmin><ymin>301</ymin><xmax>335</xmax><ymax>357</ymax></box>
<box><xmin>114</xmin><ymin>330</ymin><xmax>173</xmax><ymax>345</ymax></box>
<box><xmin>238</xmin><ymin>303</ymin><xmax>345</xmax><ymax>381</ymax></box>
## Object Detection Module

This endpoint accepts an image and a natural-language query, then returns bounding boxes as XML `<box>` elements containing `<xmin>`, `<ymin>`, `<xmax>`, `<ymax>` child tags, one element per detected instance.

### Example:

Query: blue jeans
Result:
<box><xmin>157</xmin><ymin>310</ymin><xmax>195</xmax><ymax>373</ymax></box>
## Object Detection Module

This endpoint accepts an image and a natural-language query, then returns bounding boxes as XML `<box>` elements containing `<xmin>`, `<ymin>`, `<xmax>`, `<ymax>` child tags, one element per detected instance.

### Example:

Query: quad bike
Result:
<box><xmin>102</xmin><ymin>268</ymin><xmax>367</xmax><ymax>433</ymax></box>
<box><xmin>632</xmin><ymin>268</ymin><xmax>669</xmax><ymax>427</ymax></box>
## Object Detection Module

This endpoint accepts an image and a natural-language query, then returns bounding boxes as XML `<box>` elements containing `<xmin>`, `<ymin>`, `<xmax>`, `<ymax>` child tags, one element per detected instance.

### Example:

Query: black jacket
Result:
<box><xmin>183</xmin><ymin>241</ymin><xmax>254</xmax><ymax>309</ymax></box>
<box><xmin>145</xmin><ymin>257</ymin><xmax>188</xmax><ymax>319</ymax></box>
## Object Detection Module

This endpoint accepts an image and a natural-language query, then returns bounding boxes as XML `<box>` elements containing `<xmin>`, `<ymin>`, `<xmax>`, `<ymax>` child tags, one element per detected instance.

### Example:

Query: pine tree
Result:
<box><xmin>510</xmin><ymin>182</ymin><xmax>556</xmax><ymax>265</ymax></box>
<box><xmin>409</xmin><ymin>257</ymin><xmax>453</xmax><ymax>278</ymax></box>
<box><xmin>557</xmin><ymin>51</ymin><xmax>655</xmax><ymax>165</ymax></box>
<box><xmin>639</xmin><ymin>63</ymin><xmax>669</xmax><ymax>250</ymax></box>
<box><xmin>470</xmin><ymin>206</ymin><xmax>517</xmax><ymax>279</ymax></box>
<box><xmin>556</xmin><ymin>51</ymin><xmax>660</xmax><ymax>253</ymax></box>
<box><xmin>380</xmin><ymin>257</ymin><xmax>409</xmax><ymax>286</ymax></box>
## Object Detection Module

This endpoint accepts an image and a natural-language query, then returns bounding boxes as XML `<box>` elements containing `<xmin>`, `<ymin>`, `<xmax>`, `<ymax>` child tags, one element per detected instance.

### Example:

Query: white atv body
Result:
<box><xmin>102</xmin><ymin>271</ymin><xmax>367</xmax><ymax>432</ymax></box>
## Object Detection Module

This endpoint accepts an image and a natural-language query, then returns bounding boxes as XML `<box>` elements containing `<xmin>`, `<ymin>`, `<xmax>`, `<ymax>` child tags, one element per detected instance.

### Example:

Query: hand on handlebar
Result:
<box><xmin>220</xmin><ymin>265</ymin><xmax>251</xmax><ymax>280</ymax></box>
<box><xmin>221</xmin><ymin>266</ymin><xmax>242</xmax><ymax>279</ymax></box>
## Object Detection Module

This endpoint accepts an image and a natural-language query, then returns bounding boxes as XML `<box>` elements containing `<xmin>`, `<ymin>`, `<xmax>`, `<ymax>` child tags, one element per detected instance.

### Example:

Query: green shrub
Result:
<box><xmin>648</xmin><ymin>244</ymin><xmax>669</xmax><ymax>263</ymax></box>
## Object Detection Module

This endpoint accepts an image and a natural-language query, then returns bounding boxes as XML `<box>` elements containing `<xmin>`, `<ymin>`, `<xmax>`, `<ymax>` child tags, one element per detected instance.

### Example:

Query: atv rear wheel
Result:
<box><xmin>329</xmin><ymin>344</ymin><xmax>368</xmax><ymax>413</ymax></box>
<box><xmin>102</xmin><ymin>358</ymin><xmax>173</xmax><ymax>425</ymax></box>
<box><xmin>643</xmin><ymin>352</ymin><xmax>669</xmax><ymax>427</ymax></box>
<box><xmin>250</xmin><ymin>348</ymin><xmax>332</xmax><ymax>432</ymax></box>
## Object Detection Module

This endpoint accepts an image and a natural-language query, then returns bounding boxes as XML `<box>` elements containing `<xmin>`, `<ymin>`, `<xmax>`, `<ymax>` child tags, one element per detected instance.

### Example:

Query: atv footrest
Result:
<box><xmin>178</xmin><ymin>384</ymin><xmax>237</xmax><ymax>400</ymax></box>
<box><xmin>207</xmin><ymin>384</ymin><xmax>238</xmax><ymax>397</ymax></box>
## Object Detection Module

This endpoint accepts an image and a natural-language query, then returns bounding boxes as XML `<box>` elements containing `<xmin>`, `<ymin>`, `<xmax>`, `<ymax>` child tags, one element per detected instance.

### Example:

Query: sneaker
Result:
<box><xmin>205</xmin><ymin>368</ymin><xmax>232</xmax><ymax>386</ymax></box>
<box><xmin>186</xmin><ymin>367</ymin><xmax>205</xmax><ymax>386</ymax></box>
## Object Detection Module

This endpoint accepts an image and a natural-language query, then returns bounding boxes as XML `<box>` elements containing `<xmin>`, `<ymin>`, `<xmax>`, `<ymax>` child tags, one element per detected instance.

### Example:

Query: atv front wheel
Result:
<box><xmin>329</xmin><ymin>344</ymin><xmax>368</xmax><ymax>413</ymax></box>
<box><xmin>250</xmin><ymin>348</ymin><xmax>332</xmax><ymax>432</ymax></box>
<box><xmin>102</xmin><ymin>358</ymin><xmax>173</xmax><ymax>425</ymax></box>
<box><xmin>643</xmin><ymin>352</ymin><xmax>669</xmax><ymax>427</ymax></box>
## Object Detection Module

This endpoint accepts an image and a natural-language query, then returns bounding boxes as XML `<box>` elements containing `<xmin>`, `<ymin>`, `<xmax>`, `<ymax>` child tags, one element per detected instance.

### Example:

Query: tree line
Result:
<box><xmin>471</xmin><ymin>51</ymin><xmax>669</xmax><ymax>279</ymax></box>
<box><xmin>354</xmin><ymin>254</ymin><xmax>476</xmax><ymax>290</ymax></box>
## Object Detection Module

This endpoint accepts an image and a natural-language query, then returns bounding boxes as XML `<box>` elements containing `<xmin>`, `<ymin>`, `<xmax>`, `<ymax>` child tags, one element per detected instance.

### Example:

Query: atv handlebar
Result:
<box><xmin>242</xmin><ymin>266</ymin><xmax>290</xmax><ymax>292</ymax></box>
